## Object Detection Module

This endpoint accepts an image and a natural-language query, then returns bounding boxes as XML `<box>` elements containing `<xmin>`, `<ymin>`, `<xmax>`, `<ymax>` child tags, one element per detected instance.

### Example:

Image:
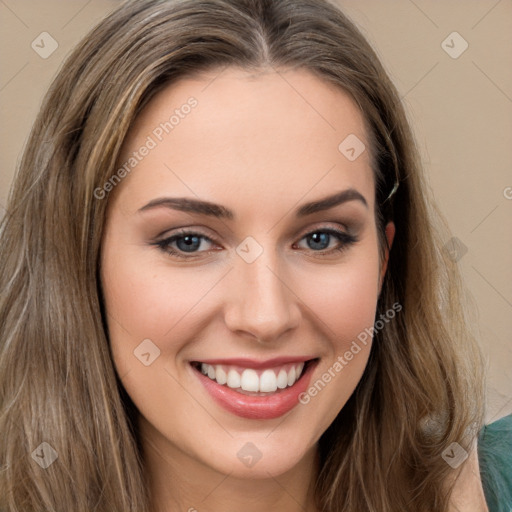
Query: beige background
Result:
<box><xmin>1</xmin><ymin>0</ymin><xmax>511</xmax><ymax>423</ymax></box>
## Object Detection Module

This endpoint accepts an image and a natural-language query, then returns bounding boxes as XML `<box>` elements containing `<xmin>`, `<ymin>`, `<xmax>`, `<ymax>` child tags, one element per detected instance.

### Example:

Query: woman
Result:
<box><xmin>0</xmin><ymin>0</ymin><xmax>507</xmax><ymax>510</ymax></box>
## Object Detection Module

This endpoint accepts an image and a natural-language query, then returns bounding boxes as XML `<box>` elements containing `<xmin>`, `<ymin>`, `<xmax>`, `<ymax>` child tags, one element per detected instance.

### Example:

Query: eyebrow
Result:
<box><xmin>138</xmin><ymin>188</ymin><xmax>368</xmax><ymax>219</ymax></box>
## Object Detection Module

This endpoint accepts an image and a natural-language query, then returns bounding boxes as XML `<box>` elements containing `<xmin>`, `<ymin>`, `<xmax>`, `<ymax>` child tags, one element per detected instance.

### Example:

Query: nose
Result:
<box><xmin>223</xmin><ymin>247</ymin><xmax>301</xmax><ymax>343</ymax></box>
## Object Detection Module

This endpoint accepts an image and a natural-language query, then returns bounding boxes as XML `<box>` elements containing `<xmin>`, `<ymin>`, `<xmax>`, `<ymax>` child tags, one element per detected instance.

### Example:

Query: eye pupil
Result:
<box><xmin>308</xmin><ymin>232</ymin><xmax>330</xmax><ymax>250</ymax></box>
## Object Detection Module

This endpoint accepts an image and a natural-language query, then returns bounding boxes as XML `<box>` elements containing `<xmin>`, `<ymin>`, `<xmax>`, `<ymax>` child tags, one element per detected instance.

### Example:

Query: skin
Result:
<box><xmin>449</xmin><ymin>446</ymin><xmax>489</xmax><ymax>512</ymax></box>
<box><xmin>100</xmin><ymin>67</ymin><xmax>487</xmax><ymax>511</ymax></box>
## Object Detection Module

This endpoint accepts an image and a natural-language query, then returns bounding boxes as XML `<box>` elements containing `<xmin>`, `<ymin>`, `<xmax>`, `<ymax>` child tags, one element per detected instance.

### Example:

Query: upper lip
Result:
<box><xmin>191</xmin><ymin>356</ymin><xmax>317</xmax><ymax>369</ymax></box>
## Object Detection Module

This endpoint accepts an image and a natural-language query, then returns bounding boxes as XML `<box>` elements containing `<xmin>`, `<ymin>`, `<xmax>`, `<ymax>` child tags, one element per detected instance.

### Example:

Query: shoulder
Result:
<box><xmin>477</xmin><ymin>414</ymin><xmax>512</xmax><ymax>512</ymax></box>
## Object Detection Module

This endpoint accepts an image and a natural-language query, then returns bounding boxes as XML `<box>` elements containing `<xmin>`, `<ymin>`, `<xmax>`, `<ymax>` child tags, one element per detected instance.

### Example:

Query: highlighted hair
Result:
<box><xmin>0</xmin><ymin>0</ymin><xmax>485</xmax><ymax>510</ymax></box>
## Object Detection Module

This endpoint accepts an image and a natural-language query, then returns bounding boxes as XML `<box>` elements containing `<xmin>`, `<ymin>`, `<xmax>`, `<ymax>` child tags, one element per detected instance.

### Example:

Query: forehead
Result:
<box><xmin>112</xmin><ymin>66</ymin><xmax>375</xmax><ymax>215</ymax></box>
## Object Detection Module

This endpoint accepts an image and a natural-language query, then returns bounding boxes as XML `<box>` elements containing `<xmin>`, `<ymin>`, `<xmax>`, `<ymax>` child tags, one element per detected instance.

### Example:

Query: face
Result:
<box><xmin>100</xmin><ymin>67</ymin><xmax>394</xmax><ymax>481</ymax></box>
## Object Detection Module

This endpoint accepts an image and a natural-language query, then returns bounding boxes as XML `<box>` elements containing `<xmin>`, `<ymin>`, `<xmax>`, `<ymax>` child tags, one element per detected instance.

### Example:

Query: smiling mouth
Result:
<box><xmin>190</xmin><ymin>359</ymin><xmax>318</xmax><ymax>396</ymax></box>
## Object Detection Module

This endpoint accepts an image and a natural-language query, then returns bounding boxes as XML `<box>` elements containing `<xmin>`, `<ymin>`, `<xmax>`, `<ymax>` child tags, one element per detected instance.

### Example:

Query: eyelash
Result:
<box><xmin>153</xmin><ymin>227</ymin><xmax>358</xmax><ymax>260</ymax></box>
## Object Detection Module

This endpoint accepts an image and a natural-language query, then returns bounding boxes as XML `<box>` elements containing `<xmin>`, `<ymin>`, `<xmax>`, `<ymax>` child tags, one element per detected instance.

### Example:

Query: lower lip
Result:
<box><xmin>192</xmin><ymin>361</ymin><xmax>317</xmax><ymax>420</ymax></box>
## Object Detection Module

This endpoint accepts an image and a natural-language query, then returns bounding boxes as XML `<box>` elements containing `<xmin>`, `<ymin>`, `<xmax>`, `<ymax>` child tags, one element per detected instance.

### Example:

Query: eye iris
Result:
<box><xmin>308</xmin><ymin>232</ymin><xmax>330</xmax><ymax>250</ymax></box>
<box><xmin>176</xmin><ymin>235</ymin><xmax>201</xmax><ymax>252</ymax></box>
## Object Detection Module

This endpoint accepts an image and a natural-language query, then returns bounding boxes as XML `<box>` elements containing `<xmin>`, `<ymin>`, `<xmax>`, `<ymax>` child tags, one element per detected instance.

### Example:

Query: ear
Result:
<box><xmin>379</xmin><ymin>221</ymin><xmax>395</xmax><ymax>294</ymax></box>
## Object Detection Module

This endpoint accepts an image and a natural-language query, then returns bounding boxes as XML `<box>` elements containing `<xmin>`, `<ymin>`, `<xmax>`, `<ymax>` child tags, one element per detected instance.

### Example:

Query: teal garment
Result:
<box><xmin>478</xmin><ymin>413</ymin><xmax>512</xmax><ymax>512</ymax></box>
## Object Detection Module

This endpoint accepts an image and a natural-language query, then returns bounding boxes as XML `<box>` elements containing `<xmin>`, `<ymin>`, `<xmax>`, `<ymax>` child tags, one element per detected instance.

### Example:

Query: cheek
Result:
<box><xmin>99</xmin><ymin>236</ymin><xmax>222</xmax><ymax>374</ymax></box>
<box><xmin>102</xmin><ymin>259</ymin><xmax>213</xmax><ymax>336</ymax></box>
<box><xmin>295</xmin><ymin>247</ymin><xmax>380</xmax><ymax>348</ymax></box>
<box><xmin>99</xmin><ymin>243</ymin><xmax>220</xmax><ymax>434</ymax></box>
<box><xmin>317</xmin><ymin>269</ymin><xmax>378</xmax><ymax>335</ymax></box>
<box><xmin>291</xmin><ymin>243</ymin><xmax>380</xmax><ymax>429</ymax></box>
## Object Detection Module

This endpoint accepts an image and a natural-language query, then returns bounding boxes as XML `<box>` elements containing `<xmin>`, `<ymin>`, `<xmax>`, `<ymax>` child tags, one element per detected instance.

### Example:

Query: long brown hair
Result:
<box><xmin>0</xmin><ymin>0</ymin><xmax>485</xmax><ymax>510</ymax></box>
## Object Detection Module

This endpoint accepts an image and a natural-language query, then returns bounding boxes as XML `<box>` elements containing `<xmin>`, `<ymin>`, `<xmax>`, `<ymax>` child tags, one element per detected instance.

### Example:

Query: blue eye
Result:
<box><xmin>173</xmin><ymin>234</ymin><xmax>205</xmax><ymax>252</ymax></box>
<box><xmin>304</xmin><ymin>231</ymin><xmax>335</xmax><ymax>251</ymax></box>
<box><xmin>154</xmin><ymin>227</ymin><xmax>358</xmax><ymax>259</ymax></box>
<box><xmin>155</xmin><ymin>230</ymin><xmax>215</xmax><ymax>257</ymax></box>
<box><xmin>297</xmin><ymin>228</ymin><xmax>358</xmax><ymax>254</ymax></box>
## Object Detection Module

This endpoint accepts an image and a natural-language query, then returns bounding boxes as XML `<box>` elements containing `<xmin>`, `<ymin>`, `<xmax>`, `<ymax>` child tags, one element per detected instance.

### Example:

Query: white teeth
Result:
<box><xmin>287</xmin><ymin>366</ymin><xmax>296</xmax><ymax>387</ymax></box>
<box><xmin>227</xmin><ymin>368</ymin><xmax>241</xmax><ymax>389</ymax></box>
<box><xmin>197</xmin><ymin>361</ymin><xmax>307</xmax><ymax>393</ymax></box>
<box><xmin>259</xmin><ymin>369</ymin><xmax>278</xmax><ymax>392</ymax></box>
<box><xmin>240</xmin><ymin>369</ymin><xmax>259</xmax><ymax>392</ymax></box>
<box><xmin>215</xmin><ymin>366</ymin><xmax>227</xmax><ymax>385</ymax></box>
<box><xmin>276</xmin><ymin>369</ymin><xmax>288</xmax><ymax>389</ymax></box>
